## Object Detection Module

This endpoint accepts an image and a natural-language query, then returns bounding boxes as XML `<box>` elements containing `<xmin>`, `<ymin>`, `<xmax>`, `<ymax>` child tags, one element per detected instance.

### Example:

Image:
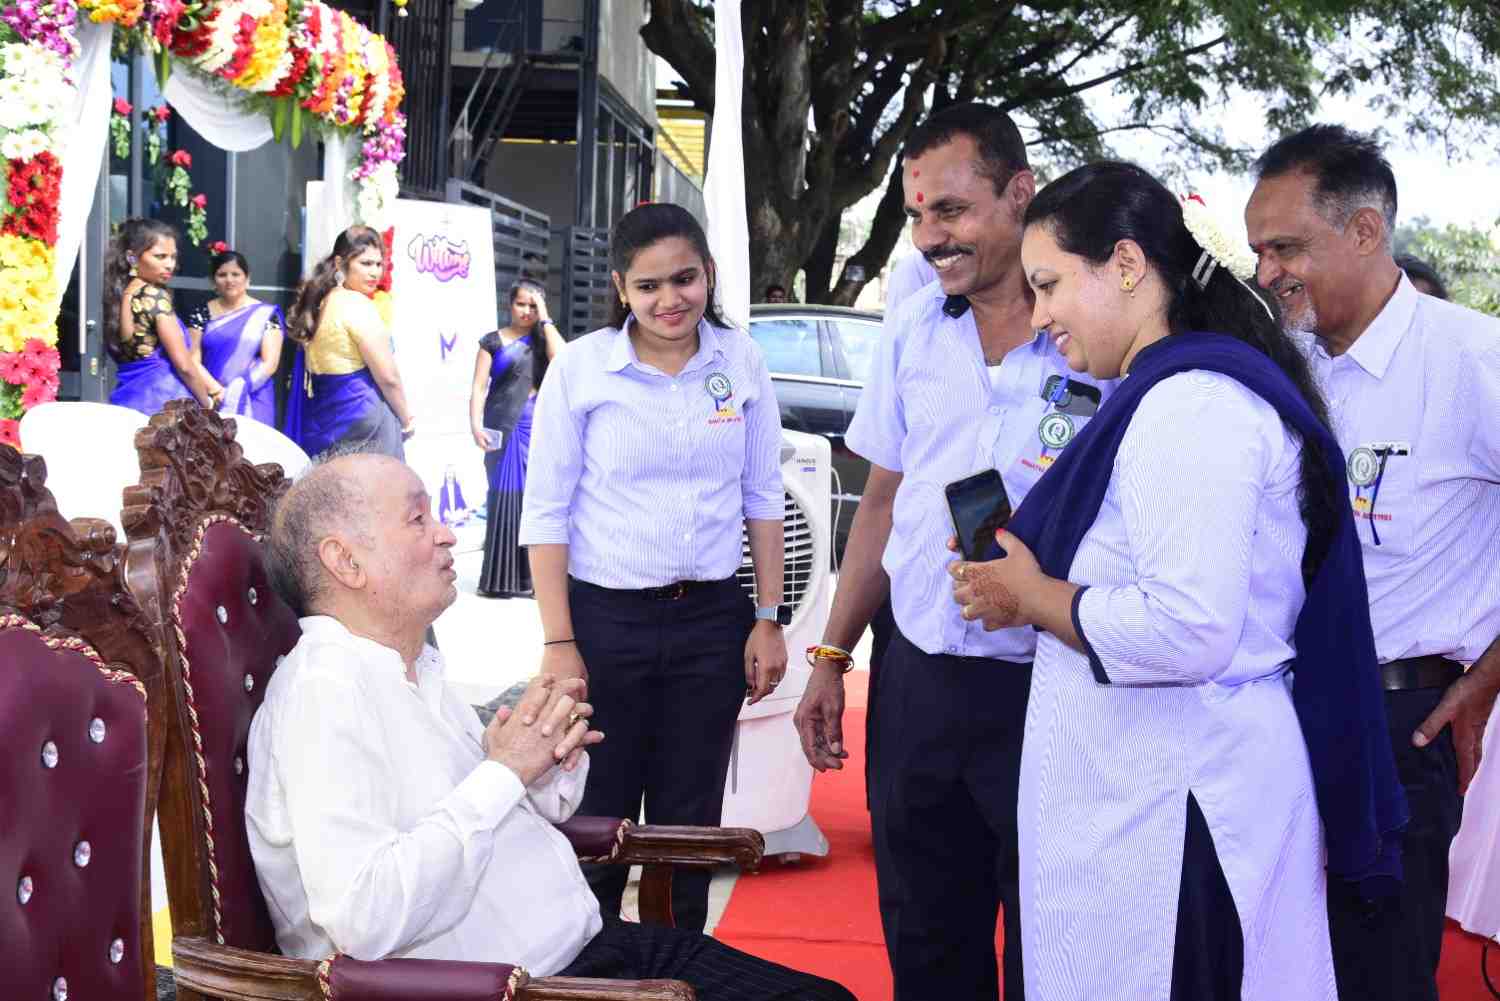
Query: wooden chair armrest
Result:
<box><xmin>619</xmin><ymin>825</ymin><xmax>765</xmax><ymax>871</ymax></box>
<box><xmin>172</xmin><ymin>936</ymin><xmax>323</xmax><ymax>1000</ymax></box>
<box><xmin>172</xmin><ymin>935</ymin><xmax>696</xmax><ymax>1001</ymax></box>
<box><xmin>521</xmin><ymin>977</ymin><xmax>694</xmax><ymax>1001</ymax></box>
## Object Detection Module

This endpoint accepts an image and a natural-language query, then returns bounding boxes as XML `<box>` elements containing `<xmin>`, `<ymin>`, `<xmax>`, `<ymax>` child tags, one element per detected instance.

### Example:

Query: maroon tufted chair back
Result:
<box><xmin>169</xmin><ymin>517</ymin><xmax>303</xmax><ymax>951</ymax></box>
<box><xmin>0</xmin><ymin>617</ymin><xmax>149</xmax><ymax>1001</ymax></box>
<box><xmin>120</xmin><ymin>403</ymin><xmax>303</xmax><ymax>957</ymax></box>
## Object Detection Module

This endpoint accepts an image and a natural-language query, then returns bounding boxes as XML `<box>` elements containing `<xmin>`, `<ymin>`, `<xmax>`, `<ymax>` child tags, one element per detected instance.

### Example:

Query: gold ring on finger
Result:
<box><xmin>567</xmin><ymin>711</ymin><xmax>583</xmax><ymax>728</ymax></box>
<box><xmin>958</xmin><ymin>564</ymin><xmax>967</xmax><ymax>580</ymax></box>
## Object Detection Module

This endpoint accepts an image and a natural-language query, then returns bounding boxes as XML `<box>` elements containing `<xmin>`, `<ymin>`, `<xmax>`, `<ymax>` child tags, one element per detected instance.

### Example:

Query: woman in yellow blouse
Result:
<box><xmin>284</xmin><ymin>226</ymin><xmax>415</xmax><ymax>458</ymax></box>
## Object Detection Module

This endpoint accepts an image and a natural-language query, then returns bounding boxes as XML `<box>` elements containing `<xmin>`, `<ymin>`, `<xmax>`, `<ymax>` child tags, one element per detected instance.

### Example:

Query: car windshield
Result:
<box><xmin>749</xmin><ymin>318</ymin><xmax>821</xmax><ymax>376</ymax></box>
<box><xmin>832</xmin><ymin>319</ymin><xmax>881</xmax><ymax>383</ymax></box>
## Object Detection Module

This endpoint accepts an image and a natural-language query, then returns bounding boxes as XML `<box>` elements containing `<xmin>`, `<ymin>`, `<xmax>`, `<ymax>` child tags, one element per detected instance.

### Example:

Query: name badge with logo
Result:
<box><xmin>705</xmin><ymin>371</ymin><xmax>741</xmax><ymax>423</ymax></box>
<box><xmin>1347</xmin><ymin>441</ymin><xmax>1410</xmax><ymax>546</ymax></box>
<box><xmin>1038</xmin><ymin>412</ymin><xmax>1075</xmax><ymax>449</ymax></box>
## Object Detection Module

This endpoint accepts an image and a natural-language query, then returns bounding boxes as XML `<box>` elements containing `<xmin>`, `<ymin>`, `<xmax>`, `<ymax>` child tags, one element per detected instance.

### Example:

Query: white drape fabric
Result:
<box><xmin>161</xmin><ymin>71</ymin><xmax>274</xmax><ymax>152</ymax></box>
<box><xmin>703</xmin><ymin>0</ymin><xmax>749</xmax><ymax>331</ymax></box>
<box><xmin>53</xmin><ymin>19</ymin><xmax>112</xmax><ymax>306</ymax></box>
<box><xmin>303</xmin><ymin>135</ymin><xmax>357</xmax><ymax>276</ymax></box>
<box><xmin>1447</xmin><ymin>698</ymin><xmax>1500</xmax><ymax>939</ymax></box>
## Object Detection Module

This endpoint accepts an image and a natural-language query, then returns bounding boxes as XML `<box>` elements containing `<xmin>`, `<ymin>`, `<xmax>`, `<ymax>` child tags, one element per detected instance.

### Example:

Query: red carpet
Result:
<box><xmin>714</xmin><ymin>672</ymin><xmax>1498</xmax><ymax>1001</ymax></box>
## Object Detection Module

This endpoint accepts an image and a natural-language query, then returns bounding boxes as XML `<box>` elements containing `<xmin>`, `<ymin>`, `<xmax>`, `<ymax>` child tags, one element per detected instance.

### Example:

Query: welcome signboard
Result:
<box><xmin>387</xmin><ymin>197</ymin><xmax>498</xmax><ymax>553</ymax></box>
<box><xmin>303</xmin><ymin>187</ymin><xmax>499</xmax><ymax>551</ymax></box>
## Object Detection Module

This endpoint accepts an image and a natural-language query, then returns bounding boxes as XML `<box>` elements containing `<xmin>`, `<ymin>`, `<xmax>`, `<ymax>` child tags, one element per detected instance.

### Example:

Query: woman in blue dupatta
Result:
<box><xmin>105</xmin><ymin>218</ymin><xmax>218</xmax><ymax>415</ymax></box>
<box><xmin>468</xmin><ymin>278</ymin><xmax>565</xmax><ymax>597</ymax></box>
<box><xmin>283</xmin><ymin>226</ymin><xmax>414</xmax><ymax>459</ymax></box>
<box><xmin>944</xmin><ymin>163</ymin><xmax>1404</xmax><ymax>1001</ymax></box>
<box><xmin>186</xmin><ymin>249</ymin><xmax>284</xmax><ymax>425</ymax></box>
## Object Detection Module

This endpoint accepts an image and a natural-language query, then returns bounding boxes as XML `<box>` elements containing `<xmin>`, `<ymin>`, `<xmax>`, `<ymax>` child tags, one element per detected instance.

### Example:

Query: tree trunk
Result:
<box><xmin>828</xmin><ymin>161</ymin><xmax>908</xmax><ymax>306</ymax></box>
<box><xmin>803</xmin><ymin>216</ymin><xmax>840</xmax><ymax>303</ymax></box>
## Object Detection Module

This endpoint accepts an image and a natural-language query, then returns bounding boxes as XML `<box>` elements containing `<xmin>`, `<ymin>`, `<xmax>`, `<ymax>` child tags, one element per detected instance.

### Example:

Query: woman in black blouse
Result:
<box><xmin>105</xmin><ymin>218</ymin><xmax>218</xmax><ymax>414</ymax></box>
<box><xmin>468</xmin><ymin>279</ymin><xmax>565</xmax><ymax>596</ymax></box>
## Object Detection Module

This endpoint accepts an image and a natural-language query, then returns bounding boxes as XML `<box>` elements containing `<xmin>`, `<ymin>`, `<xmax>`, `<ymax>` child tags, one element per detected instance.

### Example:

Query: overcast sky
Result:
<box><xmin>1104</xmin><ymin>89</ymin><xmax>1500</xmax><ymax>236</ymax></box>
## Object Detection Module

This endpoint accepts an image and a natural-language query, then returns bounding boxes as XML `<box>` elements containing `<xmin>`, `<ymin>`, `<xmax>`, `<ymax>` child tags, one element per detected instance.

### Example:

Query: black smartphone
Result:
<box><xmin>945</xmin><ymin>469</ymin><xmax>1012</xmax><ymax>561</ymax></box>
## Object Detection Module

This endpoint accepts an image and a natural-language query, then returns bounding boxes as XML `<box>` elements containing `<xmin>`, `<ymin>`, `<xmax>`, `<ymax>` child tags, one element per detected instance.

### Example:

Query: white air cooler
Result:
<box><xmin>721</xmin><ymin>430</ymin><xmax>833</xmax><ymax>857</ymax></box>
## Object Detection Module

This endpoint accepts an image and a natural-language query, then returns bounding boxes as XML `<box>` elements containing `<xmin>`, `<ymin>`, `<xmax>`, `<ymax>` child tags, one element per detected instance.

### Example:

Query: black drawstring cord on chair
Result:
<box><xmin>1484</xmin><ymin>938</ymin><xmax>1500</xmax><ymax>998</ymax></box>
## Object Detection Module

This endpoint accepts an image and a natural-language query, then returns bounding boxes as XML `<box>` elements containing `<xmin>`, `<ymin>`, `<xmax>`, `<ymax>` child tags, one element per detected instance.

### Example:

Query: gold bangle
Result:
<box><xmin>806</xmin><ymin>644</ymin><xmax>855</xmax><ymax>673</ymax></box>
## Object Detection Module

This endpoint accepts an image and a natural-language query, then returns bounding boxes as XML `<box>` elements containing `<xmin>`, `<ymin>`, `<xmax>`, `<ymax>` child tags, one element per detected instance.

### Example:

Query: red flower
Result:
<box><xmin>0</xmin><ymin>353</ymin><xmax>26</xmax><ymax>383</ymax></box>
<box><xmin>113</xmin><ymin>97</ymin><xmax>132</xmax><ymax>116</ymax></box>
<box><xmin>169</xmin><ymin>150</ymin><xmax>192</xmax><ymax>168</ymax></box>
<box><xmin>0</xmin><ymin>419</ymin><xmax>19</xmax><ymax>449</ymax></box>
<box><xmin>21</xmin><ymin>381</ymin><xmax>56</xmax><ymax>410</ymax></box>
<box><xmin>191</xmin><ymin>193</ymin><xmax>208</xmax><ymax>210</ymax></box>
<box><xmin>209</xmin><ymin>240</ymin><xmax>230</xmax><ymax>254</ymax></box>
<box><xmin>151</xmin><ymin>0</ymin><xmax>187</xmax><ymax>46</ymax></box>
<box><xmin>1</xmin><ymin>153</ymin><xmax>62</xmax><ymax>246</ymax></box>
<box><xmin>152</xmin><ymin>104</ymin><xmax>173</xmax><ymax>123</ymax></box>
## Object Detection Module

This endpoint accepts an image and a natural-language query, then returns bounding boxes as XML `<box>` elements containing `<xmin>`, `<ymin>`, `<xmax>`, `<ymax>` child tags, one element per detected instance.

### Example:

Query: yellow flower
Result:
<box><xmin>235</xmin><ymin>0</ymin><xmax>292</xmax><ymax>91</ymax></box>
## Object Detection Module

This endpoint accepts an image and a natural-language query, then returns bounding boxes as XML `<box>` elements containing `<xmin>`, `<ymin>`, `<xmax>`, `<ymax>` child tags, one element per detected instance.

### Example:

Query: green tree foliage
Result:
<box><xmin>1396</xmin><ymin>217</ymin><xmax>1500</xmax><ymax>316</ymax></box>
<box><xmin>642</xmin><ymin>1</ymin><xmax>1500</xmax><ymax>305</ymax></box>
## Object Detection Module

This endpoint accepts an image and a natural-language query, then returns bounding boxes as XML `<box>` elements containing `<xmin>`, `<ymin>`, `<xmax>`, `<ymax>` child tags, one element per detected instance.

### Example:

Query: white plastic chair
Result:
<box><xmin>228</xmin><ymin>415</ymin><xmax>311</xmax><ymax>479</ymax></box>
<box><xmin>18</xmin><ymin>401</ymin><xmax>150</xmax><ymax>535</ymax></box>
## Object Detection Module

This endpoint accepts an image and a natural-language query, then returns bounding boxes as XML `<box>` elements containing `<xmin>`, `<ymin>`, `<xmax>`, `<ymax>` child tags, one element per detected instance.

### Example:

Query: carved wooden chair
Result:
<box><xmin>0</xmin><ymin>445</ymin><xmax>166</xmax><ymax>1001</ymax></box>
<box><xmin>125</xmin><ymin>402</ymin><xmax>764</xmax><ymax>1001</ymax></box>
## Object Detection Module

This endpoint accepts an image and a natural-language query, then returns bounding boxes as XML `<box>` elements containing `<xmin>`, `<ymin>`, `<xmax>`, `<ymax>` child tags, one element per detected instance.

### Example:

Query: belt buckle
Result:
<box><xmin>665</xmin><ymin>581</ymin><xmax>687</xmax><ymax>600</ymax></box>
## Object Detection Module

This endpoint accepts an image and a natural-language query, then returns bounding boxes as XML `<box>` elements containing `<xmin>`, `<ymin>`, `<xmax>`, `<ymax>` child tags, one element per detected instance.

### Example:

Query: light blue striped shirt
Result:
<box><xmin>1302</xmin><ymin>273</ymin><xmax>1500</xmax><ymax>663</ymax></box>
<box><xmin>846</xmin><ymin>281</ymin><xmax>1111</xmax><ymax>661</ymax></box>
<box><xmin>519</xmin><ymin>318</ymin><xmax>785</xmax><ymax>589</ymax></box>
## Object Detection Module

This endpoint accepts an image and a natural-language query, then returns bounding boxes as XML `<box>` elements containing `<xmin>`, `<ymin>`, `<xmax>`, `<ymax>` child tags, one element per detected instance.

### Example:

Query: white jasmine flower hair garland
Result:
<box><xmin>1179</xmin><ymin>194</ymin><xmax>1273</xmax><ymax>320</ymax></box>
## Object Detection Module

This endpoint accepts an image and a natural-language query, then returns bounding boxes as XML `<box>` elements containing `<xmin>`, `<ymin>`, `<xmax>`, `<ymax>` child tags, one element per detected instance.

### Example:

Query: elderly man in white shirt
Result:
<box><xmin>248</xmin><ymin>452</ymin><xmax>854</xmax><ymax>1001</ymax></box>
<box><xmin>1248</xmin><ymin>123</ymin><xmax>1500</xmax><ymax>1001</ymax></box>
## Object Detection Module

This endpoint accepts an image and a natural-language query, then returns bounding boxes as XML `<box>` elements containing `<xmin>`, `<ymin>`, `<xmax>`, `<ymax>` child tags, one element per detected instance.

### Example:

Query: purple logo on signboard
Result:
<box><xmin>408</xmin><ymin>233</ymin><xmax>472</xmax><ymax>282</ymax></box>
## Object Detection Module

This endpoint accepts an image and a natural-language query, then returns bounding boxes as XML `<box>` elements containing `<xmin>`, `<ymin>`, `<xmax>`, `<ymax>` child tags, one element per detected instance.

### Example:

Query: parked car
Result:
<box><xmin>747</xmin><ymin>303</ymin><xmax>883</xmax><ymax>562</ymax></box>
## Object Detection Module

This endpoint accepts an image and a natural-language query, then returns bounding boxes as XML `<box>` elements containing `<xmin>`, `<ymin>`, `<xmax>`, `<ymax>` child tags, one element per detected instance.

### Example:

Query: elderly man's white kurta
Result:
<box><xmin>246</xmin><ymin>616</ymin><xmax>603</xmax><ymax>973</ymax></box>
<box><xmin>1019</xmin><ymin>372</ymin><xmax>1336</xmax><ymax>1000</ymax></box>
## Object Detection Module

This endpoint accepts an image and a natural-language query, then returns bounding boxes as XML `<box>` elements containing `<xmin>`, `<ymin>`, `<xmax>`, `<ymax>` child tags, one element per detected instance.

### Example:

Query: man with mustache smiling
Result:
<box><xmin>793</xmin><ymin>103</ymin><xmax>1108</xmax><ymax>1001</ymax></box>
<box><xmin>1246</xmin><ymin>124</ymin><xmax>1500</xmax><ymax>1001</ymax></box>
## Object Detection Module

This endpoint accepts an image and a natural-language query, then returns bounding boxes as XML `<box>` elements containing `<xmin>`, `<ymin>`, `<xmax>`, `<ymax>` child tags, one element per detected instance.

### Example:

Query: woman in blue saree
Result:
<box><xmin>105</xmin><ymin>218</ymin><xmax>218</xmax><ymax>415</ymax></box>
<box><xmin>283</xmin><ymin>226</ymin><xmax>414</xmax><ymax>459</ymax></box>
<box><xmin>186</xmin><ymin>249</ymin><xmax>283</xmax><ymax>425</ymax></box>
<box><xmin>468</xmin><ymin>278</ymin><xmax>565</xmax><ymax>596</ymax></box>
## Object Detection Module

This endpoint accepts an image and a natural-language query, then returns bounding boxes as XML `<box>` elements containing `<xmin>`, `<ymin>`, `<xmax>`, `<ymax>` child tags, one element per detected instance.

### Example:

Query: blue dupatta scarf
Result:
<box><xmin>1006</xmin><ymin>331</ymin><xmax>1408</xmax><ymax>893</ymax></box>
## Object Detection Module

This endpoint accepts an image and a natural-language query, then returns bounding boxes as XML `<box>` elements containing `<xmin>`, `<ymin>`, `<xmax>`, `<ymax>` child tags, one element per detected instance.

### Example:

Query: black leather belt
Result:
<box><xmin>1381</xmin><ymin>655</ymin><xmax>1463</xmax><ymax>692</ymax></box>
<box><xmin>638</xmin><ymin>580</ymin><xmax>713</xmax><ymax>601</ymax></box>
<box><xmin>573</xmin><ymin>577</ymin><xmax>719</xmax><ymax>601</ymax></box>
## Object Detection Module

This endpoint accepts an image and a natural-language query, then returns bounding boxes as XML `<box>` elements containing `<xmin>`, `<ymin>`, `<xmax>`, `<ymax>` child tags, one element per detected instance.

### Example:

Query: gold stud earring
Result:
<box><xmin>1122</xmin><ymin>276</ymin><xmax>1136</xmax><ymax>298</ymax></box>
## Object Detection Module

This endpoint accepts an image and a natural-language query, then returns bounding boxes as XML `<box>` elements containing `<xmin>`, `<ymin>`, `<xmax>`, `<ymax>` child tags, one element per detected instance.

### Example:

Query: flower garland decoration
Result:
<box><xmin>1179</xmin><ymin>194</ymin><xmax>1259</xmax><ymax>283</ymax></box>
<box><xmin>144</xmin><ymin>102</ymin><xmax>170</xmax><ymax>162</ymax></box>
<box><xmin>110</xmin><ymin>96</ymin><xmax>133</xmax><ymax>157</ymax></box>
<box><xmin>77</xmin><ymin>0</ymin><xmax>407</xmax><ymax>227</ymax></box>
<box><xmin>0</xmin><ymin>0</ymin><xmax>72</xmax><ymax>440</ymax></box>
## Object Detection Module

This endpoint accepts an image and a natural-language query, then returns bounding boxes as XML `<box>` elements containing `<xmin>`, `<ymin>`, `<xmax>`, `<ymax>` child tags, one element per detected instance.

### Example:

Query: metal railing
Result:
<box><xmin>562</xmin><ymin>226</ymin><xmax>612</xmax><ymax>338</ymax></box>
<box><xmin>446</xmin><ymin>179</ymin><xmax>552</xmax><ymax>308</ymax></box>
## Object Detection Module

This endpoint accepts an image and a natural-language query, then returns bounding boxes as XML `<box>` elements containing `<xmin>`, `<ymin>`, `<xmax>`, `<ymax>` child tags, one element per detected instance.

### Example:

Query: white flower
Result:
<box><xmin>1</xmin><ymin>127</ymin><xmax>51</xmax><ymax>160</ymax></box>
<box><xmin>354</xmin><ymin>160</ymin><xmax>398</xmax><ymax>227</ymax></box>
<box><xmin>1180</xmin><ymin>197</ymin><xmax>1258</xmax><ymax>282</ymax></box>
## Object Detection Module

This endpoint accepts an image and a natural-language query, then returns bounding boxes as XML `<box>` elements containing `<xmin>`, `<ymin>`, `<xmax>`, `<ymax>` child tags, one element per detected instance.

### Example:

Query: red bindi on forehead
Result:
<box><xmin>912</xmin><ymin>170</ymin><xmax>920</xmax><ymax>178</ymax></box>
<box><xmin>916</xmin><ymin>192</ymin><xmax>924</xmax><ymax>203</ymax></box>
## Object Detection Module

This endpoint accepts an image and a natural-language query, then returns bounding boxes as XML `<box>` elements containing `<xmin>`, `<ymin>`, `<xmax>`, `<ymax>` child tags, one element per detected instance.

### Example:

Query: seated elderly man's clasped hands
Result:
<box><xmin>249</xmin><ymin>452</ymin><xmax>852</xmax><ymax>1001</ymax></box>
